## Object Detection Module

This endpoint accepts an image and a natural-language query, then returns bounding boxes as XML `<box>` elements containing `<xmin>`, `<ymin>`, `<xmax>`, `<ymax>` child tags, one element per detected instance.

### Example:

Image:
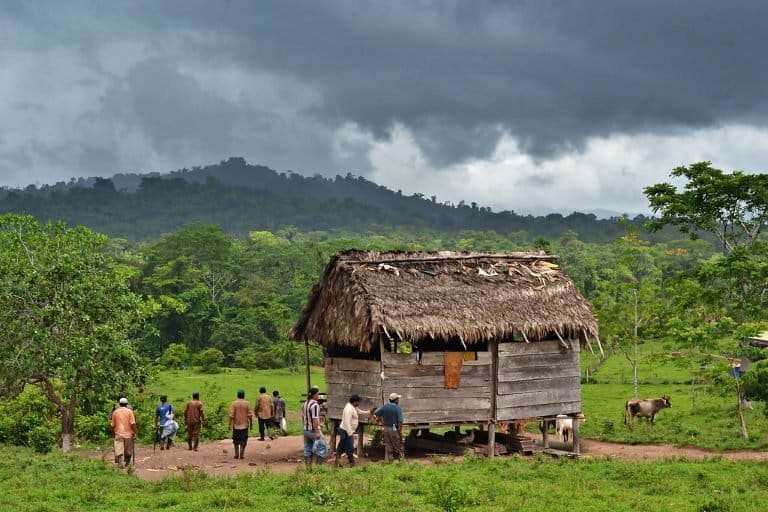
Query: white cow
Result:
<box><xmin>555</xmin><ymin>413</ymin><xmax>586</xmax><ymax>442</ymax></box>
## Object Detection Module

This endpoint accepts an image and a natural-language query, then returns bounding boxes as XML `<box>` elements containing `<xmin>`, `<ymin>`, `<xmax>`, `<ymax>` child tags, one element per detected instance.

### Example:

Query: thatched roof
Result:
<box><xmin>291</xmin><ymin>251</ymin><xmax>598</xmax><ymax>352</ymax></box>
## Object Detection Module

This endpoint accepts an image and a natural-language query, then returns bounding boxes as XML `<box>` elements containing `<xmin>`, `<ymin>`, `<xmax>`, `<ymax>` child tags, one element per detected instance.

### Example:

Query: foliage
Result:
<box><xmin>0</xmin><ymin>214</ymin><xmax>153</xmax><ymax>451</ymax></box>
<box><xmin>161</xmin><ymin>343</ymin><xmax>190</xmax><ymax>369</ymax></box>
<box><xmin>645</xmin><ymin>161</ymin><xmax>768</xmax><ymax>253</ymax></box>
<box><xmin>743</xmin><ymin>360</ymin><xmax>768</xmax><ymax>411</ymax></box>
<box><xmin>196</xmin><ymin>348</ymin><xmax>224</xmax><ymax>374</ymax></box>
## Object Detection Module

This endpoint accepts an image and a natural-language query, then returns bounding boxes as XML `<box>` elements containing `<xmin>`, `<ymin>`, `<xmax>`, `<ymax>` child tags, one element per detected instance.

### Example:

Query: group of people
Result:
<box><xmin>301</xmin><ymin>387</ymin><xmax>405</xmax><ymax>467</ymax></box>
<box><xmin>109</xmin><ymin>386</ymin><xmax>404</xmax><ymax>470</ymax></box>
<box><xmin>108</xmin><ymin>387</ymin><xmax>287</xmax><ymax>467</ymax></box>
<box><xmin>227</xmin><ymin>387</ymin><xmax>288</xmax><ymax>459</ymax></box>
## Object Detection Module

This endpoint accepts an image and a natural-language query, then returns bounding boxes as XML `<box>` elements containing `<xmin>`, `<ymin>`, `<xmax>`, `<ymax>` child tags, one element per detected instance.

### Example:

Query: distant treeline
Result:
<box><xmin>0</xmin><ymin>157</ymin><xmax>682</xmax><ymax>242</ymax></box>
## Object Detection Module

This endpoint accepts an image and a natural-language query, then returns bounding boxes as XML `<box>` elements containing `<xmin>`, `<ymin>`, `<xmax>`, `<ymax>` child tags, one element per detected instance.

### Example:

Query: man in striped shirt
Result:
<box><xmin>301</xmin><ymin>386</ymin><xmax>327</xmax><ymax>465</ymax></box>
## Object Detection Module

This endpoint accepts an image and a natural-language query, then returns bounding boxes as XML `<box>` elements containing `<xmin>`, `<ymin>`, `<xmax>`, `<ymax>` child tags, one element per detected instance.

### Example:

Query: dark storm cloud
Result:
<box><xmin>2</xmin><ymin>0</ymin><xmax>768</xmax><ymax>185</ymax></box>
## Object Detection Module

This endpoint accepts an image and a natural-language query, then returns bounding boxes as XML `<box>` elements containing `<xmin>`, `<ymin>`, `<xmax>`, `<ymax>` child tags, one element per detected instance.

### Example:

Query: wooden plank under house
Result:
<box><xmin>290</xmin><ymin>251</ymin><xmax>598</xmax><ymax>456</ymax></box>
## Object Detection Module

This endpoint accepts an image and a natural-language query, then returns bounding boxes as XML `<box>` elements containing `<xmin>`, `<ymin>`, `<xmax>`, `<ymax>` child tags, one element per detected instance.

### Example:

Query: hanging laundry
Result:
<box><xmin>444</xmin><ymin>352</ymin><xmax>464</xmax><ymax>389</ymax></box>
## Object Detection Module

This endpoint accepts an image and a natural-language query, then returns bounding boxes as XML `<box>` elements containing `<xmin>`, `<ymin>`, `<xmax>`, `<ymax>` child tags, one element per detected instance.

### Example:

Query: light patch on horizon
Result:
<box><xmin>334</xmin><ymin>123</ymin><xmax>768</xmax><ymax>214</ymax></box>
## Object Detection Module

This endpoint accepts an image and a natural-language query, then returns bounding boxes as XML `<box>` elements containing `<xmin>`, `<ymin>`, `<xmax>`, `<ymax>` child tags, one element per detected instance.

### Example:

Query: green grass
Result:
<box><xmin>148</xmin><ymin>367</ymin><xmax>326</xmax><ymax>412</ymax></box>
<box><xmin>2</xmin><ymin>444</ymin><xmax>767</xmax><ymax>511</ymax></box>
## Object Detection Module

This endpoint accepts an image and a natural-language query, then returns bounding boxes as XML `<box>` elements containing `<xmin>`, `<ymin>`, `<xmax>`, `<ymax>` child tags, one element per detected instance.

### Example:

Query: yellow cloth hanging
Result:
<box><xmin>444</xmin><ymin>352</ymin><xmax>464</xmax><ymax>389</ymax></box>
<box><xmin>462</xmin><ymin>352</ymin><xmax>477</xmax><ymax>362</ymax></box>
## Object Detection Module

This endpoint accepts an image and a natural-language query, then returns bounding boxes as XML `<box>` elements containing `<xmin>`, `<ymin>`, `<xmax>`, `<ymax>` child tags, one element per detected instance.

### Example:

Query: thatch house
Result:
<box><xmin>290</xmin><ymin>251</ymin><xmax>598</xmax><ymax>454</ymax></box>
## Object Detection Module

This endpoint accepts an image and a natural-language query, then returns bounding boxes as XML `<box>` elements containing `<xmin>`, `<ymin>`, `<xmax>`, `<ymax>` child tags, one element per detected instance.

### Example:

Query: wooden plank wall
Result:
<box><xmin>325</xmin><ymin>358</ymin><xmax>382</xmax><ymax>419</ymax></box>
<box><xmin>495</xmin><ymin>340</ymin><xmax>581</xmax><ymax>420</ymax></box>
<box><xmin>381</xmin><ymin>351</ymin><xmax>492</xmax><ymax>425</ymax></box>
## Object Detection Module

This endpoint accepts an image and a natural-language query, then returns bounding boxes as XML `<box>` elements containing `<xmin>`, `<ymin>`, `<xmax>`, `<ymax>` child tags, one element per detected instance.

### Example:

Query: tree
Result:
<box><xmin>0</xmin><ymin>215</ymin><xmax>152</xmax><ymax>452</ymax></box>
<box><xmin>197</xmin><ymin>348</ymin><xmax>224</xmax><ymax>374</ymax></box>
<box><xmin>160</xmin><ymin>343</ymin><xmax>190</xmax><ymax>369</ymax></box>
<box><xmin>645</xmin><ymin>162</ymin><xmax>768</xmax><ymax>254</ymax></box>
<box><xmin>594</xmin><ymin>229</ymin><xmax>662</xmax><ymax>398</ymax></box>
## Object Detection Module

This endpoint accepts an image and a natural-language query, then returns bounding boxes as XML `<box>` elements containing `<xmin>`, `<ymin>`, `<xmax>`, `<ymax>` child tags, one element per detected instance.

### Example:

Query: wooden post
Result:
<box><xmin>454</xmin><ymin>426</ymin><xmax>461</xmax><ymax>434</ymax></box>
<box><xmin>329</xmin><ymin>419</ymin><xmax>339</xmax><ymax>455</ymax></box>
<box><xmin>542</xmin><ymin>420</ymin><xmax>549</xmax><ymax>449</ymax></box>
<box><xmin>304</xmin><ymin>340</ymin><xmax>311</xmax><ymax>394</ymax></box>
<box><xmin>571</xmin><ymin>414</ymin><xmax>581</xmax><ymax>454</ymax></box>
<box><xmin>489</xmin><ymin>338</ymin><xmax>498</xmax><ymax>457</ymax></box>
<box><xmin>487</xmin><ymin>422</ymin><xmax>496</xmax><ymax>457</ymax></box>
<box><xmin>357</xmin><ymin>425</ymin><xmax>365</xmax><ymax>458</ymax></box>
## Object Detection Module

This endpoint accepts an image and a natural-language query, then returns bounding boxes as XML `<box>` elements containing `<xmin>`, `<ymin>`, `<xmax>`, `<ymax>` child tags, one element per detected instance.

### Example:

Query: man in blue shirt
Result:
<box><xmin>155</xmin><ymin>395</ymin><xmax>175</xmax><ymax>450</ymax></box>
<box><xmin>374</xmin><ymin>393</ymin><xmax>405</xmax><ymax>461</ymax></box>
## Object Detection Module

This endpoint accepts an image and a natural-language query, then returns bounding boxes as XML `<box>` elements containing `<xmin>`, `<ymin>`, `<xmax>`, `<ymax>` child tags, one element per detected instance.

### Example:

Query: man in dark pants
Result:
<box><xmin>256</xmin><ymin>386</ymin><xmax>274</xmax><ymax>441</ymax></box>
<box><xmin>336</xmin><ymin>395</ymin><xmax>362</xmax><ymax>467</ymax></box>
<box><xmin>183</xmin><ymin>391</ymin><xmax>204</xmax><ymax>451</ymax></box>
<box><xmin>228</xmin><ymin>390</ymin><xmax>253</xmax><ymax>459</ymax></box>
<box><xmin>272</xmin><ymin>390</ymin><xmax>287</xmax><ymax>435</ymax></box>
<box><xmin>374</xmin><ymin>393</ymin><xmax>405</xmax><ymax>462</ymax></box>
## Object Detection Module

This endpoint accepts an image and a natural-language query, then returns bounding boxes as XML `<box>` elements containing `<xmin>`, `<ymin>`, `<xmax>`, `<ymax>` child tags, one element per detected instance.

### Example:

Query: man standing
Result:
<box><xmin>183</xmin><ymin>391</ymin><xmax>205</xmax><ymax>451</ymax></box>
<box><xmin>111</xmin><ymin>397</ymin><xmax>137</xmax><ymax>469</ymax></box>
<box><xmin>256</xmin><ymin>386</ymin><xmax>274</xmax><ymax>441</ymax></box>
<box><xmin>301</xmin><ymin>386</ymin><xmax>326</xmax><ymax>466</ymax></box>
<box><xmin>272</xmin><ymin>390</ymin><xmax>287</xmax><ymax>436</ymax></box>
<box><xmin>228</xmin><ymin>390</ymin><xmax>253</xmax><ymax>459</ymax></box>
<box><xmin>336</xmin><ymin>394</ymin><xmax>362</xmax><ymax>467</ymax></box>
<box><xmin>374</xmin><ymin>393</ymin><xmax>405</xmax><ymax>462</ymax></box>
<box><xmin>155</xmin><ymin>395</ymin><xmax>175</xmax><ymax>450</ymax></box>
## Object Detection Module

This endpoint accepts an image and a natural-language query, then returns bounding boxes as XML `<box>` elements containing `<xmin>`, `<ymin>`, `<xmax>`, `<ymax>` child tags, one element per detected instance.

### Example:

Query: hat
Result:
<box><xmin>389</xmin><ymin>392</ymin><xmax>401</xmax><ymax>401</ymax></box>
<box><xmin>119</xmin><ymin>397</ymin><xmax>128</xmax><ymax>405</ymax></box>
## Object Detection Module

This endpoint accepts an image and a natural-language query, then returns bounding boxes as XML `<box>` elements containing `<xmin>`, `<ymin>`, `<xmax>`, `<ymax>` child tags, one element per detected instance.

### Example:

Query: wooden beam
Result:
<box><xmin>571</xmin><ymin>413</ymin><xmax>582</xmax><ymax>454</ymax></box>
<box><xmin>487</xmin><ymin>422</ymin><xmax>496</xmax><ymax>457</ymax></box>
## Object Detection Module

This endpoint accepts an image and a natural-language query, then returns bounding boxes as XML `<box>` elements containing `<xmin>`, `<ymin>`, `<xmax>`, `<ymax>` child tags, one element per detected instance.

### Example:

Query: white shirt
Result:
<box><xmin>340</xmin><ymin>402</ymin><xmax>360</xmax><ymax>434</ymax></box>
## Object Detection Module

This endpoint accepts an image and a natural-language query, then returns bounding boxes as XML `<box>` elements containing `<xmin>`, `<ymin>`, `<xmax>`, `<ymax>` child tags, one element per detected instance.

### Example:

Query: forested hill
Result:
<box><xmin>1</xmin><ymin>157</ymin><xmax>662</xmax><ymax>241</ymax></box>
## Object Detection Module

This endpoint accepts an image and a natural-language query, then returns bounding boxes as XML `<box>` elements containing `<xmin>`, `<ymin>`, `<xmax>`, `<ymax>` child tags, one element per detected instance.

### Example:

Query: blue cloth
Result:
<box><xmin>375</xmin><ymin>403</ymin><xmax>403</xmax><ymax>429</ymax></box>
<box><xmin>156</xmin><ymin>403</ymin><xmax>174</xmax><ymax>427</ymax></box>
<box><xmin>337</xmin><ymin>428</ymin><xmax>354</xmax><ymax>457</ymax></box>
<box><xmin>303</xmin><ymin>430</ymin><xmax>327</xmax><ymax>459</ymax></box>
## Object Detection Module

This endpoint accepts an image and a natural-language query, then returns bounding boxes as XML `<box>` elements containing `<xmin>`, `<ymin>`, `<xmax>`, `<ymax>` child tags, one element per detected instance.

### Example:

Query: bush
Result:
<box><xmin>197</xmin><ymin>348</ymin><xmax>225</xmax><ymax>374</ymax></box>
<box><xmin>161</xmin><ymin>343</ymin><xmax>190</xmax><ymax>369</ymax></box>
<box><xmin>234</xmin><ymin>346</ymin><xmax>279</xmax><ymax>370</ymax></box>
<box><xmin>0</xmin><ymin>386</ymin><xmax>59</xmax><ymax>451</ymax></box>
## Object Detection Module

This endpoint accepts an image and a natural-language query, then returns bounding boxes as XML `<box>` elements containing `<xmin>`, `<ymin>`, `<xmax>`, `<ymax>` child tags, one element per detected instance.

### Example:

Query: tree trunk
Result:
<box><xmin>633</xmin><ymin>340</ymin><xmax>639</xmax><ymax>399</ymax></box>
<box><xmin>736</xmin><ymin>383</ymin><xmax>749</xmax><ymax>439</ymax></box>
<box><xmin>61</xmin><ymin>410</ymin><xmax>75</xmax><ymax>452</ymax></box>
<box><xmin>632</xmin><ymin>289</ymin><xmax>639</xmax><ymax>399</ymax></box>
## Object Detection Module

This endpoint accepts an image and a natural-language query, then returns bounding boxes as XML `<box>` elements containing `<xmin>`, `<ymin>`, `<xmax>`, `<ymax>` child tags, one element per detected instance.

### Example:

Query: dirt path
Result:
<box><xmin>89</xmin><ymin>434</ymin><xmax>768</xmax><ymax>480</ymax></box>
<box><xmin>90</xmin><ymin>435</ymin><xmax>393</xmax><ymax>481</ymax></box>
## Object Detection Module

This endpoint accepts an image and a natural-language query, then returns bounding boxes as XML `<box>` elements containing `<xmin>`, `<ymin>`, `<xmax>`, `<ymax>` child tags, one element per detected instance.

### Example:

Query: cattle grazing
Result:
<box><xmin>624</xmin><ymin>396</ymin><xmax>671</xmax><ymax>426</ymax></box>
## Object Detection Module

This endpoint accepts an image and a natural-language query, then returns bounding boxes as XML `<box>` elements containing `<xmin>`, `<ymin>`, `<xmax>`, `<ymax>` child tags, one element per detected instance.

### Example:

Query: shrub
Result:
<box><xmin>197</xmin><ymin>348</ymin><xmax>224</xmax><ymax>374</ymax></box>
<box><xmin>161</xmin><ymin>343</ymin><xmax>190</xmax><ymax>369</ymax></box>
<box><xmin>233</xmin><ymin>346</ymin><xmax>279</xmax><ymax>370</ymax></box>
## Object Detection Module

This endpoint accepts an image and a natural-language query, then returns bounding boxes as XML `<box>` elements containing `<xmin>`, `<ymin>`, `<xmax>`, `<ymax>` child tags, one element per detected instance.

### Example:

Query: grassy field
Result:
<box><xmin>148</xmin><ymin>367</ymin><xmax>326</xmax><ymax>412</ymax></box>
<box><xmin>2</xmin><ymin>445</ymin><xmax>767</xmax><ymax>511</ymax></box>
<box><xmin>576</xmin><ymin>340</ymin><xmax>768</xmax><ymax>451</ymax></box>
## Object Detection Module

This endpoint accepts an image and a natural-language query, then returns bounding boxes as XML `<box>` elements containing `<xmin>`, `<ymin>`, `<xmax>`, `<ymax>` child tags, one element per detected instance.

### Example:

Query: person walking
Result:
<box><xmin>374</xmin><ymin>393</ymin><xmax>405</xmax><ymax>462</ymax></box>
<box><xmin>155</xmin><ymin>395</ymin><xmax>175</xmax><ymax>450</ymax></box>
<box><xmin>336</xmin><ymin>394</ymin><xmax>362</xmax><ymax>467</ymax></box>
<box><xmin>301</xmin><ymin>386</ymin><xmax>327</xmax><ymax>466</ymax></box>
<box><xmin>111</xmin><ymin>397</ymin><xmax>137</xmax><ymax>469</ymax></box>
<box><xmin>228</xmin><ymin>390</ymin><xmax>253</xmax><ymax>459</ymax></box>
<box><xmin>256</xmin><ymin>386</ymin><xmax>274</xmax><ymax>441</ymax></box>
<box><xmin>272</xmin><ymin>390</ymin><xmax>287</xmax><ymax>436</ymax></box>
<box><xmin>183</xmin><ymin>391</ymin><xmax>205</xmax><ymax>451</ymax></box>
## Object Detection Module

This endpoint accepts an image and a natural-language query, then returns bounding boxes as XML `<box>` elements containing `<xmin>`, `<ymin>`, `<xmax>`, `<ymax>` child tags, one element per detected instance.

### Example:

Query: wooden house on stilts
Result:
<box><xmin>290</xmin><ymin>251</ymin><xmax>598</xmax><ymax>455</ymax></box>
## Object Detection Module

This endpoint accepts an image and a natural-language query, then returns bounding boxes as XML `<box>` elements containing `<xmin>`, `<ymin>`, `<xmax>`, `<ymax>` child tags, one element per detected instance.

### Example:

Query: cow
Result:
<box><xmin>539</xmin><ymin>414</ymin><xmax>585</xmax><ymax>443</ymax></box>
<box><xmin>556</xmin><ymin>413</ymin><xmax>586</xmax><ymax>442</ymax></box>
<box><xmin>624</xmin><ymin>396</ymin><xmax>671</xmax><ymax>427</ymax></box>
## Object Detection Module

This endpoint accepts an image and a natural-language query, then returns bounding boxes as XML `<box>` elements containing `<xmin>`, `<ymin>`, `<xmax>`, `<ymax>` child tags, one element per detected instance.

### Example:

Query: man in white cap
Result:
<box><xmin>374</xmin><ymin>393</ymin><xmax>404</xmax><ymax>461</ymax></box>
<box><xmin>110</xmin><ymin>397</ymin><xmax>137</xmax><ymax>469</ymax></box>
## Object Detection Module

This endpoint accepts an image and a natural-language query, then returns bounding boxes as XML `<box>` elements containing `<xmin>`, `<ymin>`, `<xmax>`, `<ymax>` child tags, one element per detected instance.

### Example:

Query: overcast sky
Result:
<box><xmin>2</xmin><ymin>1</ymin><xmax>768</xmax><ymax>213</ymax></box>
